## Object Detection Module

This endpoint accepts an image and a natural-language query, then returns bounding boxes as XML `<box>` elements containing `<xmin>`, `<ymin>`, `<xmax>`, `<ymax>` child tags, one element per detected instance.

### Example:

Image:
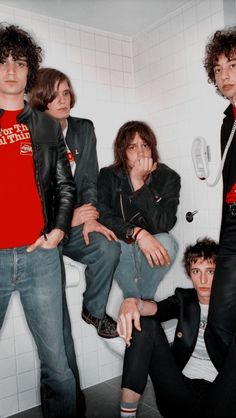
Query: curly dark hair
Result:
<box><xmin>113</xmin><ymin>120</ymin><xmax>159</xmax><ymax>170</ymax></box>
<box><xmin>183</xmin><ymin>237</ymin><xmax>218</xmax><ymax>278</ymax></box>
<box><xmin>29</xmin><ymin>67</ymin><xmax>76</xmax><ymax>111</ymax></box>
<box><xmin>0</xmin><ymin>23</ymin><xmax>42</xmax><ymax>93</ymax></box>
<box><xmin>204</xmin><ymin>27</ymin><xmax>236</xmax><ymax>94</ymax></box>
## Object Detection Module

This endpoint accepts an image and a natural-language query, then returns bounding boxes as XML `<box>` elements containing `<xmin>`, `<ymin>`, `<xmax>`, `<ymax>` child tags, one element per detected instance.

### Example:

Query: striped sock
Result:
<box><xmin>120</xmin><ymin>401</ymin><xmax>138</xmax><ymax>417</ymax></box>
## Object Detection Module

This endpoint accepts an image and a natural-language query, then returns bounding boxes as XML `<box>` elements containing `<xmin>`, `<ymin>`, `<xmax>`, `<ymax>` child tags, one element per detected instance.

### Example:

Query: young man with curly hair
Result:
<box><xmin>0</xmin><ymin>23</ymin><xmax>84</xmax><ymax>417</ymax></box>
<box><xmin>117</xmin><ymin>238</ymin><xmax>236</xmax><ymax>418</ymax></box>
<box><xmin>203</xmin><ymin>27</ymin><xmax>236</xmax><ymax>372</ymax></box>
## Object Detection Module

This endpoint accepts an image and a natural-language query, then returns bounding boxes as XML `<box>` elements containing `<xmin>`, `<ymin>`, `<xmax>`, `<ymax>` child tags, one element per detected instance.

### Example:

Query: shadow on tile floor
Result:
<box><xmin>8</xmin><ymin>376</ymin><xmax>162</xmax><ymax>418</ymax></box>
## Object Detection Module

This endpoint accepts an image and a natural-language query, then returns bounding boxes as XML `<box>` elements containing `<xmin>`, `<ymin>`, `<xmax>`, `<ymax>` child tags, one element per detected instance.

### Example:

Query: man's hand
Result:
<box><xmin>117</xmin><ymin>298</ymin><xmax>141</xmax><ymax>346</ymax></box>
<box><xmin>136</xmin><ymin>230</ymin><xmax>171</xmax><ymax>268</ymax></box>
<box><xmin>129</xmin><ymin>157</ymin><xmax>157</xmax><ymax>191</ymax></box>
<box><xmin>117</xmin><ymin>298</ymin><xmax>158</xmax><ymax>346</ymax></box>
<box><xmin>82</xmin><ymin>219</ymin><xmax>118</xmax><ymax>245</ymax></box>
<box><xmin>27</xmin><ymin>228</ymin><xmax>64</xmax><ymax>252</ymax></box>
<box><xmin>71</xmin><ymin>204</ymin><xmax>99</xmax><ymax>227</ymax></box>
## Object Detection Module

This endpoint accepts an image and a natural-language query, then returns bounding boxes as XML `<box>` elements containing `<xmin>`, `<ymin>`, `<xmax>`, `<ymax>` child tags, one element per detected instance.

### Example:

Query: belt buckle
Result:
<box><xmin>229</xmin><ymin>202</ymin><xmax>236</xmax><ymax>217</ymax></box>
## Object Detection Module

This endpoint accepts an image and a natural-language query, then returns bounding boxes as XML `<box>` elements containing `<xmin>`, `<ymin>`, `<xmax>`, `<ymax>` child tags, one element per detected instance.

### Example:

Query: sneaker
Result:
<box><xmin>82</xmin><ymin>305</ymin><xmax>118</xmax><ymax>339</ymax></box>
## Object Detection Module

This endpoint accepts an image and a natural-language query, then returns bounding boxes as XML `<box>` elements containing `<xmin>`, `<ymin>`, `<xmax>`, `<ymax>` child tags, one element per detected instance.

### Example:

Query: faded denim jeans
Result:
<box><xmin>114</xmin><ymin>232</ymin><xmax>178</xmax><ymax>299</ymax></box>
<box><xmin>0</xmin><ymin>246</ymin><xmax>77</xmax><ymax>418</ymax></box>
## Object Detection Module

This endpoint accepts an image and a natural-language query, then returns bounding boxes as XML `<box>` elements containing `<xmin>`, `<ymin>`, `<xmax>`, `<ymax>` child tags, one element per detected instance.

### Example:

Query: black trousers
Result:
<box><xmin>122</xmin><ymin>317</ymin><xmax>236</xmax><ymax>418</ymax></box>
<box><xmin>205</xmin><ymin>213</ymin><xmax>236</xmax><ymax>370</ymax></box>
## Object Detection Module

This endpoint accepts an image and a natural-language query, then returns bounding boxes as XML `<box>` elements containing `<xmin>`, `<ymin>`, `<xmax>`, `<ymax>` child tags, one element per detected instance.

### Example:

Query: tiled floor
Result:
<box><xmin>8</xmin><ymin>376</ymin><xmax>162</xmax><ymax>418</ymax></box>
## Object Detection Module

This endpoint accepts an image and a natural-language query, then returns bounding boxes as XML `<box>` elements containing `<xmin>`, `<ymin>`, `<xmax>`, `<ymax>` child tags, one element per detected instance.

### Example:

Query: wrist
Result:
<box><xmin>137</xmin><ymin>299</ymin><xmax>144</xmax><ymax>313</ymax></box>
<box><xmin>136</xmin><ymin>229</ymin><xmax>149</xmax><ymax>242</ymax></box>
<box><xmin>133</xmin><ymin>228</ymin><xmax>143</xmax><ymax>241</ymax></box>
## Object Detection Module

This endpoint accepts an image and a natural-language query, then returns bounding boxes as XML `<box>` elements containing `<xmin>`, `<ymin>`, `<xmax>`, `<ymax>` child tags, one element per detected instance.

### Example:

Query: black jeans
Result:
<box><xmin>122</xmin><ymin>317</ymin><xmax>236</xmax><ymax>418</ymax></box>
<box><xmin>205</xmin><ymin>213</ymin><xmax>236</xmax><ymax>370</ymax></box>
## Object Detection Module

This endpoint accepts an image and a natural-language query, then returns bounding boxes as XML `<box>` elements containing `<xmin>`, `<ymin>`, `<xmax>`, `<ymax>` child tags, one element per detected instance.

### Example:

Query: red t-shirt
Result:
<box><xmin>0</xmin><ymin>109</ymin><xmax>44</xmax><ymax>248</ymax></box>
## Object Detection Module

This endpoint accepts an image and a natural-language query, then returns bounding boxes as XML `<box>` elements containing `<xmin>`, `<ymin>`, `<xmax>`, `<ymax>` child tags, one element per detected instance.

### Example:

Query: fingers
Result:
<box><xmin>100</xmin><ymin>227</ymin><xmax>118</xmax><ymax>241</ymax></box>
<box><xmin>117</xmin><ymin>315</ymin><xmax>132</xmax><ymax>346</ymax></box>
<box><xmin>143</xmin><ymin>247</ymin><xmax>171</xmax><ymax>267</ymax></box>
<box><xmin>133</xmin><ymin>311</ymin><xmax>141</xmax><ymax>332</ymax></box>
<box><xmin>26</xmin><ymin>236</ymin><xmax>43</xmax><ymax>252</ymax></box>
<box><xmin>138</xmin><ymin>157</ymin><xmax>154</xmax><ymax>173</ymax></box>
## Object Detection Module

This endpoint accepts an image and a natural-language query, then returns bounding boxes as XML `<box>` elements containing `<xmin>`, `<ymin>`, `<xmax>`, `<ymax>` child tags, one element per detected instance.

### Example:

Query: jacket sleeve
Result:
<box><xmin>53</xmin><ymin>126</ymin><xmax>75</xmax><ymax>234</ymax></box>
<box><xmin>76</xmin><ymin>121</ymin><xmax>99</xmax><ymax>206</ymax></box>
<box><xmin>155</xmin><ymin>290</ymin><xmax>181</xmax><ymax>322</ymax></box>
<box><xmin>130</xmin><ymin>168</ymin><xmax>180</xmax><ymax>233</ymax></box>
<box><xmin>98</xmin><ymin>167</ymin><xmax>133</xmax><ymax>239</ymax></box>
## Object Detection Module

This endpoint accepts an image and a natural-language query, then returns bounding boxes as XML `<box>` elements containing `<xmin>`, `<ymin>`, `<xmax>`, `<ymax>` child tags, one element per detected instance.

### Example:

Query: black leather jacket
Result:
<box><xmin>65</xmin><ymin>116</ymin><xmax>98</xmax><ymax>207</ymax></box>
<box><xmin>0</xmin><ymin>102</ymin><xmax>75</xmax><ymax>236</ymax></box>
<box><xmin>97</xmin><ymin>163</ymin><xmax>180</xmax><ymax>241</ymax></box>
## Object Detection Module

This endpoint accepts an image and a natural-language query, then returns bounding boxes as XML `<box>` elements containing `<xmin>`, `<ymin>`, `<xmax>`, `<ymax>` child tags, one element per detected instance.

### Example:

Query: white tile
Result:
<box><xmin>51</xmin><ymin>41</ymin><xmax>66</xmax><ymax>59</ymax></box>
<box><xmin>97</xmin><ymin>85</ymin><xmax>112</xmax><ymax>102</ymax></box>
<box><xmin>65</xmin><ymin>26</ymin><xmax>80</xmax><ymax>46</ymax></box>
<box><xmin>147</xmin><ymin>27</ymin><xmax>160</xmax><ymax>49</ymax></box>
<box><xmin>67</xmin><ymin>45</ymin><xmax>81</xmax><ymax>63</ymax></box>
<box><xmin>83</xmin><ymin>351</ymin><xmax>99</xmax><ymax>387</ymax></box>
<box><xmin>81</xmin><ymin>48</ymin><xmax>96</xmax><ymax>66</ymax></box>
<box><xmin>96</xmin><ymin>51</ymin><xmax>110</xmax><ymax>68</ymax></box>
<box><xmin>110</xmin><ymin>54</ymin><xmax>123</xmax><ymax>71</ymax></box>
<box><xmin>31</xmin><ymin>16</ymin><xmax>49</xmax><ymax>40</ymax></box>
<box><xmin>81</xmin><ymin>31</ymin><xmax>95</xmax><ymax>50</ymax></box>
<box><xmin>109</xmin><ymin>38</ymin><xmax>122</xmax><ymax>55</ymax></box>
<box><xmin>13</xmin><ymin>315</ymin><xmax>30</xmax><ymax>337</ymax></box>
<box><xmin>0</xmin><ymin>338</ymin><xmax>15</xmax><ymax>360</ymax></box>
<box><xmin>110</xmin><ymin>70</ymin><xmax>124</xmax><ymax>87</ymax></box>
<box><xmin>18</xmin><ymin>388</ymin><xmax>38</xmax><ymax>411</ymax></box>
<box><xmin>17</xmin><ymin>370</ymin><xmax>35</xmax><ymax>393</ymax></box>
<box><xmin>97</xmin><ymin>67</ymin><xmax>110</xmax><ymax>85</ymax></box>
<box><xmin>49</xmin><ymin>20</ymin><xmax>65</xmax><ymax>42</ymax></box>
<box><xmin>111</xmin><ymin>86</ymin><xmax>125</xmax><ymax>102</ymax></box>
<box><xmin>122</xmin><ymin>41</ymin><xmax>132</xmax><ymax>57</ymax></box>
<box><xmin>99</xmin><ymin>362</ymin><xmax>113</xmax><ymax>381</ymax></box>
<box><xmin>16</xmin><ymin>352</ymin><xmax>34</xmax><ymax>375</ymax></box>
<box><xmin>14</xmin><ymin>333</ymin><xmax>34</xmax><ymax>356</ymax></box>
<box><xmin>95</xmin><ymin>34</ymin><xmax>109</xmax><ymax>52</ymax></box>
<box><xmin>0</xmin><ymin>394</ymin><xmax>19</xmax><ymax>418</ymax></box>
<box><xmin>0</xmin><ymin>357</ymin><xmax>16</xmax><ymax>380</ymax></box>
<box><xmin>0</xmin><ymin>317</ymin><xmax>14</xmax><ymax>340</ymax></box>
<box><xmin>196</xmin><ymin>0</ymin><xmax>211</xmax><ymax>21</ymax></box>
<box><xmin>183</xmin><ymin>4</ymin><xmax>197</xmax><ymax>29</ymax></box>
<box><xmin>124</xmin><ymin>72</ymin><xmax>134</xmax><ymax>88</ymax></box>
<box><xmin>123</xmin><ymin>56</ymin><xmax>133</xmax><ymax>73</ymax></box>
<box><xmin>0</xmin><ymin>376</ymin><xmax>17</xmax><ymax>399</ymax></box>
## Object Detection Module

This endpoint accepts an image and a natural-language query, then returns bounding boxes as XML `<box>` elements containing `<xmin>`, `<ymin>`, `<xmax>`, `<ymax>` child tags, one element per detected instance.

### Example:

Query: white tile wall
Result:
<box><xmin>0</xmin><ymin>0</ymin><xmax>228</xmax><ymax>415</ymax></box>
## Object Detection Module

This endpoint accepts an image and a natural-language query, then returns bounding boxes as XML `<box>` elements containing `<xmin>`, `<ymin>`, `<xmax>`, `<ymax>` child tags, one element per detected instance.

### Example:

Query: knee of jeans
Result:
<box><xmin>98</xmin><ymin>238</ymin><xmax>121</xmax><ymax>262</ymax></box>
<box><xmin>156</xmin><ymin>233</ymin><xmax>178</xmax><ymax>261</ymax></box>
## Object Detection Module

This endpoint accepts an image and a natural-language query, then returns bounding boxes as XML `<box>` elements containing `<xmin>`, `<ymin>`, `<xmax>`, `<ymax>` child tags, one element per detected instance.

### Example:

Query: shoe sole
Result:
<box><xmin>97</xmin><ymin>330</ymin><xmax>119</xmax><ymax>339</ymax></box>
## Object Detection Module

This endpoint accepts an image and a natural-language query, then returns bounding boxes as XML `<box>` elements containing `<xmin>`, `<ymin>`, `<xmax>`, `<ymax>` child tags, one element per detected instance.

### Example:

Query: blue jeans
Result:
<box><xmin>114</xmin><ymin>233</ymin><xmax>178</xmax><ymax>299</ymax></box>
<box><xmin>0</xmin><ymin>246</ymin><xmax>77</xmax><ymax>418</ymax></box>
<box><xmin>63</xmin><ymin>225</ymin><xmax>121</xmax><ymax>318</ymax></box>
